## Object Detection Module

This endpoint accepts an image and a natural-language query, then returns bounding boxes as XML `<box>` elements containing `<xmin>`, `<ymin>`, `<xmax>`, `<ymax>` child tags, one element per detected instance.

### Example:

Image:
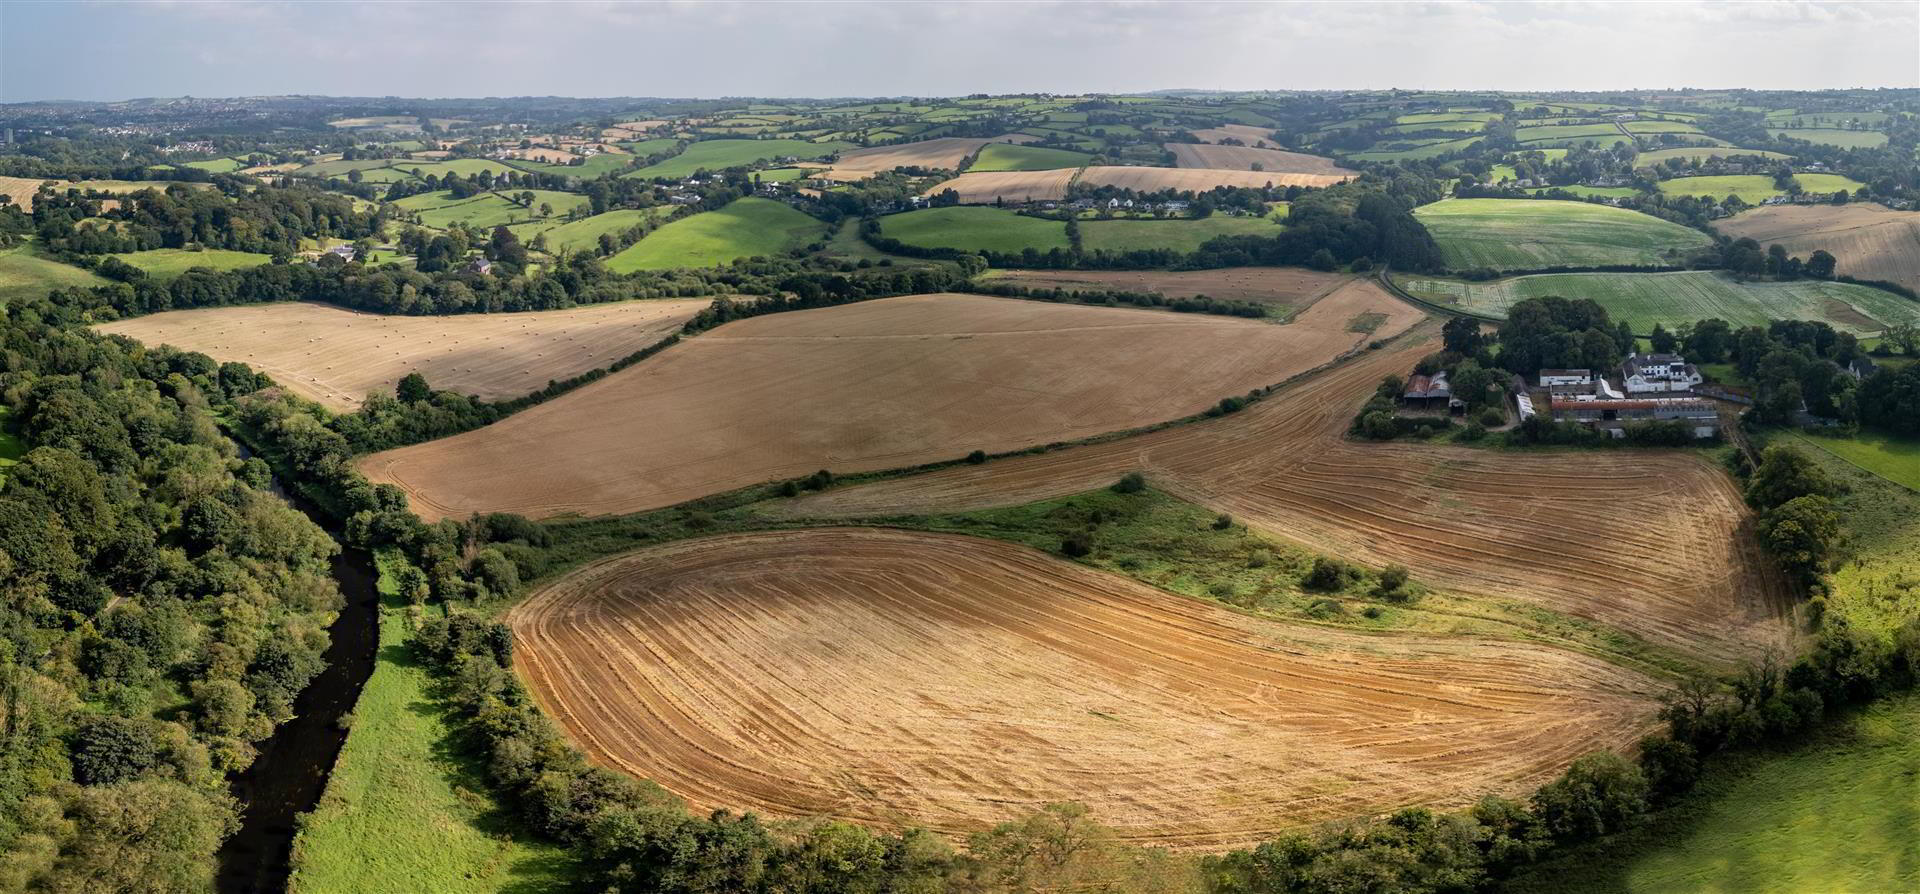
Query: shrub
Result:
<box><xmin>805</xmin><ymin>469</ymin><xmax>835</xmax><ymax>491</ymax></box>
<box><xmin>1376</xmin><ymin>564</ymin><xmax>1410</xmax><ymax>597</ymax></box>
<box><xmin>1303</xmin><ymin>556</ymin><xmax>1349</xmax><ymax>591</ymax></box>
<box><xmin>1530</xmin><ymin>752</ymin><xmax>1649</xmax><ymax>842</ymax></box>
<box><xmin>1212</xmin><ymin>513</ymin><xmax>1234</xmax><ymax>530</ymax></box>
<box><xmin>965</xmin><ymin>449</ymin><xmax>987</xmax><ymax>464</ymax></box>
<box><xmin>1111</xmin><ymin>472</ymin><xmax>1146</xmax><ymax>494</ymax></box>
<box><xmin>1060</xmin><ymin>530</ymin><xmax>1094</xmax><ymax>558</ymax></box>
<box><xmin>1247</xmin><ymin>548</ymin><xmax>1271</xmax><ymax>569</ymax></box>
<box><xmin>777</xmin><ymin>480</ymin><xmax>800</xmax><ymax>498</ymax></box>
<box><xmin>1478</xmin><ymin>407</ymin><xmax>1505</xmax><ymax>427</ymax></box>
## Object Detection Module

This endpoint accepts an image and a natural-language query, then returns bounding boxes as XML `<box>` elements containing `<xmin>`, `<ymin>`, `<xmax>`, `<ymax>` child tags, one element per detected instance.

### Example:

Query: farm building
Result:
<box><xmin>1550</xmin><ymin>397</ymin><xmax>1719</xmax><ymax>438</ymax></box>
<box><xmin>1847</xmin><ymin>356</ymin><xmax>1878</xmax><ymax>379</ymax></box>
<box><xmin>1403</xmin><ymin>371</ymin><xmax>1453</xmax><ymax>407</ymax></box>
<box><xmin>1621</xmin><ymin>352</ymin><xmax>1703</xmax><ymax>394</ymax></box>
<box><xmin>1539</xmin><ymin>368</ymin><xmax>1593</xmax><ymax>387</ymax></box>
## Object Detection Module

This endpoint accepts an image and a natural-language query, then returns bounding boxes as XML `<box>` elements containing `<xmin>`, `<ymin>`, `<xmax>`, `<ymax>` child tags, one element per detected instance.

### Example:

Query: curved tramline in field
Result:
<box><xmin>510</xmin><ymin>528</ymin><xmax>1663</xmax><ymax>851</ymax></box>
<box><xmin>781</xmin><ymin>319</ymin><xmax>1791</xmax><ymax>662</ymax></box>
<box><xmin>360</xmin><ymin>283</ymin><xmax>1423</xmax><ymax>521</ymax></box>
<box><xmin>96</xmin><ymin>299</ymin><xmax>708</xmax><ymax>411</ymax></box>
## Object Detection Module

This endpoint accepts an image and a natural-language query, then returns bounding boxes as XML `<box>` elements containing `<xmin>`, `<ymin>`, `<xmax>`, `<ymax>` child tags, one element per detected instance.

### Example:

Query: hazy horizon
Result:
<box><xmin>4</xmin><ymin>1</ymin><xmax>1915</xmax><ymax>103</ymax></box>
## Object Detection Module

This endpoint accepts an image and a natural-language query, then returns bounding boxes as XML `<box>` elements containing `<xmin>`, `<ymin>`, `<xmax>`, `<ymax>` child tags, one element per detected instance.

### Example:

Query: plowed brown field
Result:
<box><xmin>980</xmin><ymin>267</ymin><xmax>1350</xmax><ymax>311</ymax></box>
<box><xmin>781</xmin><ymin>317</ymin><xmax>1791</xmax><ymax>662</ymax></box>
<box><xmin>1166</xmin><ymin>143</ymin><xmax>1355</xmax><ymax>176</ymax></box>
<box><xmin>1717</xmin><ymin>204</ymin><xmax>1920</xmax><ymax>294</ymax></box>
<box><xmin>1078</xmin><ymin>165</ymin><xmax>1350</xmax><ymax>193</ymax></box>
<box><xmin>920</xmin><ymin>169</ymin><xmax>1078</xmax><ymax>203</ymax></box>
<box><xmin>510</xmin><ymin>527</ymin><xmax>1663</xmax><ymax>850</ymax></box>
<box><xmin>97</xmin><ymin>299</ymin><xmax>706</xmax><ymax>410</ymax></box>
<box><xmin>361</xmin><ymin>284</ymin><xmax>1421</xmax><ymax>521</ymax></box>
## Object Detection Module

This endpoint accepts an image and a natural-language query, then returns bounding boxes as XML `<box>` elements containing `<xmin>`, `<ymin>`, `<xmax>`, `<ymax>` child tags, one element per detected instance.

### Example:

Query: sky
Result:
<box><xmin>2</xmin><ymin>0</ymin><xmax>1916</xmax><ymax>102</ymax></box>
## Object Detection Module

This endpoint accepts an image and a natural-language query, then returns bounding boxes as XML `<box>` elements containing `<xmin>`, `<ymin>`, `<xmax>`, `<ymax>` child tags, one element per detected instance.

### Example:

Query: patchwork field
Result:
<box><xmin>920</xmin><ymin>168</ymin><xmax>1078</xmax><ymax>204</ymax></box>
<box><xmin>1165</xmin><ymin>143</ymin><xmax>1353</xmax><ymax>176</ymax></box>
<box><xmin>1716</xmin><ymin>203</ymin><xmax>1920</xmax><ymax>294</ymax></box>
<box><xmin>777</xmin><ymin>314</ymin><xmax>1789</xmax><ymax>662</ymax></box>
<box><xmin>1656</xmin><ymin>173</ymin><xmax>1865</xmax><ymax>203</ymax></box>
<box><xmin>0</xmin><ymin>242</ymin><xmax>110</xmax><ymax>302</ymax></box>
<box><xmin>508</xmin><ymin>208</ymin><xmax>668</xmax><ymax>255</ymax></box>
<box><xmin>0</xmin><ymin>176</ymin><xmax>50</xmax><ymax>210</ymax></box>
<box><xmin>878</xmin><ymin>207</ymin><xmax>1069</xmax><ymax>254</ymax></box>
<box><xmin>606</xmin><ymin>197</ymin><xmax>828</xmax><ymax>271</ymax></box>
<box><xmin>829</xmin><ymin>137</ymin><xmax>996</xmax><ymax>175</ymax></box>
<box><xmin>1189</xmin><ymin>124</ymin><xmax>1279</xmax><ymax>146</ymax></box>
<box><xmin>1076</xmin><ymin>165</ymin><xmax>1350</xmax><ymax>192</ymax></box>
<box><xmin>1414</xmin><ymin>198</ymin><xmax>1715</xmax><ymax>271</ymax></box>
<box><xmin>96</xmin><ymin>299</ymin><xmax>707</xmax><ymax>410</ymax></box>
<box><xmin>1395</xmin><ymin>270</ymin><xmax>1920</xmax><ymax>335</ymax></box>
<box><xmin>623</xmin><ymin>138</ymin><xmax>853</xmax><ymax>180</ymax></box>
<box><xmin>967</xmin><ymin>143</ymin><xmax>1094</xmax><ymax>172</ymax></box>
<box><xmin>978</xmin><ymin>266</ymin><xmax>1349</xmax><ymax>311</ymax></box>
<box><xmin>111</xmin><ymin>248</ymin><xmax>272</xmax><ymax>279</ymax></box>
<box><xmin>360</xmin><ymin>286</ymin><xmax>1418</xmax><ymax>520</ymax></box>
<box><xmin>1080</xmin><ymin>215</ymin><xmax>1280</xmax><ymax>253</ymax></box>
<box><xmin>509</xmin><ymin>527</ymin><xmax>1662</xmax><ymax>850</ymax></box>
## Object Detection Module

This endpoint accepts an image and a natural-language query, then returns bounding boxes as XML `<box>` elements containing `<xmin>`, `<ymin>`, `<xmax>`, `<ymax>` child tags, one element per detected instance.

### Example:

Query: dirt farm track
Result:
<box><xmin>362</xmin><ymin>284</ymin><xmax>1422</xmax><ymax>521</ymax></box>
<box><xmin>509</xmin><ymin>528</ymin><xmax>1663</xmax><ymax>850</ymax></box>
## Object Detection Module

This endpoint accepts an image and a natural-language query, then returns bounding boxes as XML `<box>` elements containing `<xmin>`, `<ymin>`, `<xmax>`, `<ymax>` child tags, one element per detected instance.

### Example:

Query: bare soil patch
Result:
<box><xmin>97</xmin><ymin>299</ymin><xmax>706</xmax><ymax>411</ymax></box>
<box><xmin>780</xmin><ymin>304</ymin><xmax>1789</xmax><ymax>662</ymax></box>
<box><xmin>362</xmin><ymin>288</ymin><xmax>1415</xmax><ymax>521</ymax></box>
<box><xmin>1077</xmin><ymin>165</ymin><xmax>1349</xmax><ymax>193</ymax></box>
<box><xmin>981</xmin><ymin>267</ymin><xmax>1349</xmax><ymax>311</ymax></box>
<box><xmin>1166</xmin><ymin>143</ymin><xmax>1355</xmax><ymax>176</ymax></box>
<box><xmin>511</xmin><ymin>527</ymin><xmax>1662</xmax><ymax>850</ymax></box>
<box><xmin>1717</xmin><ymin>204</ymin><xmax>1920</xmax><ymax>294</ymax></box>
<box><xmin>920</xmin><ymin>169</ymin><xmax>1078</xmax><ymax>204</ymax></box>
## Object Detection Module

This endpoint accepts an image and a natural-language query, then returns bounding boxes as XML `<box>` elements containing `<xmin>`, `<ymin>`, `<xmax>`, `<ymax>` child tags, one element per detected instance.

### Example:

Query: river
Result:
<box><xmin>213</xmin><ymin>467</ymin><xmax>382</xmax><ymax>894</ymax></box>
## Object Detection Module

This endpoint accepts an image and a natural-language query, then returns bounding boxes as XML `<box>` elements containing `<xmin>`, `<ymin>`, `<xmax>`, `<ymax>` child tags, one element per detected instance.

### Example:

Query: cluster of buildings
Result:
<box><xmin>1530</xmin><ymin>353</ymin><xmax>1718</xmax><ymax>439</ymax></box>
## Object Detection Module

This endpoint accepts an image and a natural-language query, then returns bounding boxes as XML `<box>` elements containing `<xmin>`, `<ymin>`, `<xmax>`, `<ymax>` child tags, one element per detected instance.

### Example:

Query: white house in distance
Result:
<box><xmin>1621</xmin><ymin>352</ymin><xmax>1703</xmax><ymax>394</ymax></box>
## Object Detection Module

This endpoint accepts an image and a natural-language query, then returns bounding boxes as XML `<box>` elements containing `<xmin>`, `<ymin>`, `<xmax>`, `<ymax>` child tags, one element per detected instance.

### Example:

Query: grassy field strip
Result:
<box><xmin>1787</xmin><ymin>431</ymin><xmax>1920</xmax><ymax>493</ymax></box>
<box><xmin>607</xmin><ymin>197</ymin><xmax>828</xmax><ymax>271</ymax></box>
<box><xmin>1414</xmin><ymin>198</ymin><xmax>1712</xmax><ymax>271</ymax></box>
<box><xmin>289</xmin><ymin>552</ymin><xmax>576</xmax><ymax>893</ymax></box>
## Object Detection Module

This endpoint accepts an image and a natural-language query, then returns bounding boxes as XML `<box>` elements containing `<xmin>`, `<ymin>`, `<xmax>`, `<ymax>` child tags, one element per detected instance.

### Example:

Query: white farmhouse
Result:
<box><xmin>1621</xmin><ymin>352</ymin><xmax>1703</xmax><ymax>394</ymax></box>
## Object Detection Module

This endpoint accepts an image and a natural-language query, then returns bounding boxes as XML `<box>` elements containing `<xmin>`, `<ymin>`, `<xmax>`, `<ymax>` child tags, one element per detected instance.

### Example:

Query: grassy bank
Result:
<box><xmin>289</xmin><ymin>552</ymin><xmax>576</xmax><ymax>894</ymax></box>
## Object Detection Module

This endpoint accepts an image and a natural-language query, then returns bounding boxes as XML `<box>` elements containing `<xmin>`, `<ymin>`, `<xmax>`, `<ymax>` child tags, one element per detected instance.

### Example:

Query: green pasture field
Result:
<box><xmin>111</xmin><ymin>248</ymin><xmax>272</xmax><ymax>279</ymax></box>
<box><xmin>397</xmin><ymin>190</ymin><xmax>586</xmax><ymax>230</ymax></box>
<box><xmin>1791</xmin><ymin>430</ymin><xmax>1920</xmax><ymax>493</ymax></box>
<box><xmin>1791</xmin><ymin>431</ymin><xmax>1920</xmax><ymax>638</ymax></box>
<box><xmin>1624</xmin><ymin>120</ymin><xmax>1705</xmax><ymax>136</ymax></box>
<box><xmin>1345</xmin><ymin>136</ymin><xmax>1483</xmax><ymax>161</ymax></box>
<box><xmin>623</xmin><ymin>139</ymin><xmax>852</xmax><ymax>180</ymax></box>
<box><xmin>1413</xmin><ymin>198</ymin><xmax>1714</xmax><ymax>271</ymax></box>
<box><xmin>606</xmin><ymin>197</ymin><xmax>828</xmax><ymax>272</ymax></box>
<box><xmin>398</xmin><ymin>159</ymin><xmax>522</xmax><ymax>180</ymax></box>
<box><xmin>347</xmin><ymin>167</ymin><xmax>419</xmax><ymax>184</ymax></box>
<box><xmin>288</xmin><ymin>553</ymin><xmax>577</xmax><ymax>894</ymax></box>
<box><xmin>1635</xmin><ymin>147</ymin><xmax>1792</xmax><ymax>166</ymax></box>
<box><xmin>1397</xmin><ymin>111</ymin><xmax>1499</xmax><ymax>125</ymax></box>
<box><xmin>1765</xmin><ymin>110</ymin><xmax>1889</xmax><ymax>126</ymax></box>
<box><xmin>968</xmin><ymin>143</ymin><xmax>1095</xmax><ymax>172</ymax></box>
<box><xmin>1080</xmin><ymin>216</ymin><xmax>1279</xmax><ymax>253</ymax></box>
<box><xmin>1523</xmin><ymin>185</ymin><xmax>1643</xmax><ymax>199</ymax></box>
<box><xmin>509</xmin><ymin>208</ymin><xmax>664</xmax><ymax>255</ymax></box>
<box><xmin>1383</xmin><ymin>120</ymin><xmax>1487</xmax><ymax>134</ymax></box>
<box><xmin>1503</xmin><ymin>695</ymin><xmax>1920</xmax><ymax>894</ymax></box>
<box><xmin>182</xmin><ymin>157</ymin><xmax>245</xmax><ymax>173</ymax></box>
<box><xmin>292</xmin><ymin>158</ymin><xmax>407</xmax><ymax>179</ymax></box>
<box><xmin>1395</xmin><ymin>270</ymin><xmax>1920</xmax><ymax>335</ymax></box>
<box><xmin>876</xmin><ymin>206</ymin><xmax>1069</xmax><ymax>254</ymax></box>
<box><xmin>0</xmin><ymin>241</ymin><xmax>110</xmax><ymax>303</ymax></box>
<box><xmin>504</xmin><ymin>154</ymin><xmax>634</xmax><ymax>178</ymax></box>
<box><xmin>1515</xmin><ymin>123</ymin><xmax>1628</xmax><ymax>144</ymax></box>
<box><xmin>617</xmin><ymin>137</ymin><xmax>685</xmax><ymax>157</ymax></box>
<box><xmin>753</xmin><ymin>167</ymin><xmax>808</xmax><ymax>182</ymax></box>
<box><xmin>1768</xmin><ymin>128</ymin><xmax>1889</xmax><ymax>148</ymax></box>
<box><xmin>1656</xmin><ymin>173</ymin><xmax>1865</xmax><ymax>203</ymax></box>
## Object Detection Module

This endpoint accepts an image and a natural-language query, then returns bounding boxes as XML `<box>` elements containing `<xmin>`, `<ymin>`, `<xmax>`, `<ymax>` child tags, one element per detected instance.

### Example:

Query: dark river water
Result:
<box><xmin>213</xmin><ymin>473</ymin><xmax>382</xmax><ymax>894</ymax></box>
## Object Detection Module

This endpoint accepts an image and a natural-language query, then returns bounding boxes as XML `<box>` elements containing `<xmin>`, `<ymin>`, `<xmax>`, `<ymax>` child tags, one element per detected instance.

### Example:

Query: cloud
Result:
<box><xmin>3</xmin><ymin>0</ymin><xmax>1914</xmax><ymax>101</ymax></box>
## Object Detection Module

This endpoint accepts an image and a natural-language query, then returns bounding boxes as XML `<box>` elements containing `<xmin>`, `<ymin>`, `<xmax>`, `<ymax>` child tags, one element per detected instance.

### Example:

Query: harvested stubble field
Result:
<box><xmin>919</xmin><ymin>168</ymin><xmax>1077</xmax><ymax>204</ymax></box>
<box><xmin>97</xmin><ymin>299</ymin><xmax>707</xmax><ymax>410</ymax></box>
<box><xmin>980</xmin><ymin>266</ymin><xmax>1349</xmax><ymax>311</ymax></box>
<box><xmin>1716</xmin><ymin>204</ymin><xmax>1920</xmax><ymax>295</ymax></box>
<box><xmin>1165</xmin><ymin>143</ymin><xmax>1354</xmax><ymax>176</ymax></box>
<box><xmin>829</xmin><ymin>137</ymin><xmax>1003</xmax><ymax>176</ymax></box>
<box><xmin>0</xmin><ymin>176</ymin><xmax>50</xmax><ymax>211</ymax></box>
<box><xmin>778</xmin><ymin>316</ymin><xmax>1791</xmax><ymax>662</ymax></box>
<box><xmin>361</xmin><ymin>286</ymin><xmax>1417</xmax><ymax>521</ymax></box>
<box><xmin>510</xmin><ymin>527</ymin><xmax>1662</xmax><ymax>850</ymax></box>
<box><xmin>1189</xmin><ymin>124</ymin><xmax>1280</xmax><ymax>146</ymax></box>
<box><xmin>1077</xmin><ymin>165</ymin><xmax>1350</xmax><ymax>193</ymax></box>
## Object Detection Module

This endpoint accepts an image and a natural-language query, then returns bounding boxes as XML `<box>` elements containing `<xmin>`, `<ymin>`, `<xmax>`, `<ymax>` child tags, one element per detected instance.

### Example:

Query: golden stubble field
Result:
<box><xmin>1165</xmin><ymin>143</ymin><xmax>1356</xmax><ymax>177</ymax></box>
<box><xmin>919</xmin><ymin>168</ymin><xmax>1078</xmax><ymax>203</ymax></box>
<box><xmin>509</xmin><ymin>527</ymin><xmax>1665</xmax><ymax>851</ymax></box>
<box><xmin>981</xmin><ymin>267</ymin><xmax>1351</xmax><ymax>312</ymax></box>
<box><xmin>361</xmin><ymin>284</ymin><xmax>1422</xmax><ymax>521</ymax></box>
<box><xmin>97</xmin><ymin>299</ymin><xmax>708</xmax><ymax>410</ymax></box>
<box><xmin>1717</xmin><ymin>203</ymin><xmax>1920</xmax><ymax>295</ymax></box>
<box><xmin>1077</xmin><ymin>165</ymin><xmax>1351</xmax><ymax>192</ymax></box>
